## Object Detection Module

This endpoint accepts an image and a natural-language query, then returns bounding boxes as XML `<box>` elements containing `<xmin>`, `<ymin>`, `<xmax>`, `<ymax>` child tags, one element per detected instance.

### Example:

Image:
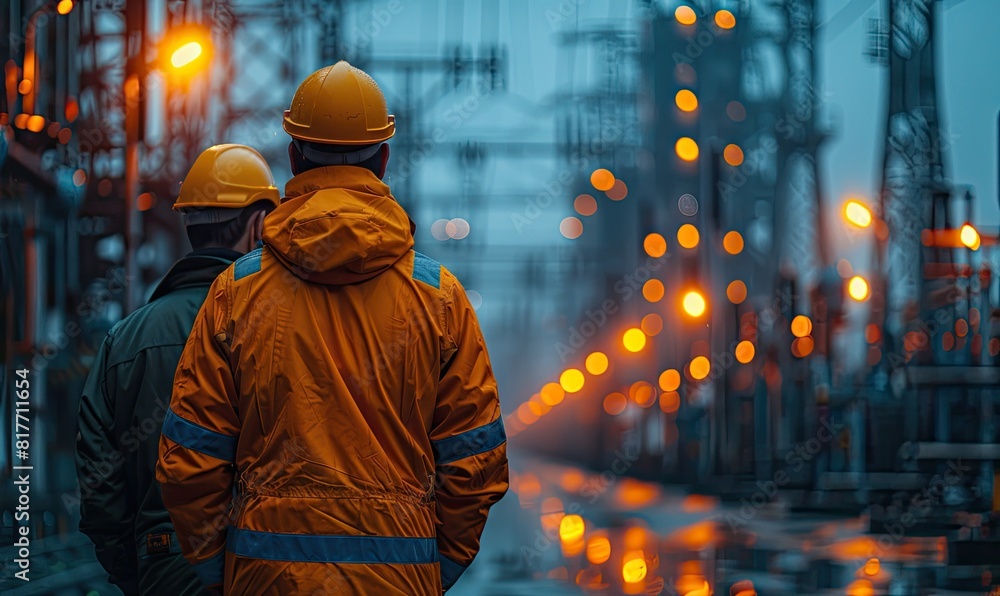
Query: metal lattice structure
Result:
<box><xmin>212</xmin><ymin>0</ymin><xmax>347</xmax><ymax>182</ymax></box>
<box><xmin>878</xmin><ymin>0</ymin><xmax>948</xmax><ymax>342</ymax></box>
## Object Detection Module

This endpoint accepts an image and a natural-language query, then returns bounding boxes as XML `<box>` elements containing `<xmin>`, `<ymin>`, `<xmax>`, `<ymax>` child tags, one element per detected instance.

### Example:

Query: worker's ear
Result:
<box><xmin>248</xmin><ymin>208</ymin><xmax>267</xmax><ymax>251</ymax></box>
<box><xmin>288</xmin><ymin>142</ymin><xmax>302</xmax><ymax>176</ymax></box>
<box><xmin>377</xmin><ymin>144</ymin><xmax>390</xmax><ymax>179</ymax></box>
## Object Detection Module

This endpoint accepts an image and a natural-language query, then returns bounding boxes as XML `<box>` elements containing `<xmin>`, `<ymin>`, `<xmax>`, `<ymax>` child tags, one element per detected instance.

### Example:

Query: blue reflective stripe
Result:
<box><xmin>440</xmin><ymin>553</ymin><xmax>467</xmax><ymax>590</ymax></box>
<box><xmin>192</xmin><ymin>549</ymin><xmax>225</xmax><ymax>586</ymax></box>
<box><xmin>233</xmin><ymin>247</ymin><xmax>263</xmax><ymax>281</ymax></box>
<box><xmin>432</xmin><ymin>417</ymin><xmax>506</xmax><ymax>466</ymax></box>
<box><xmin>412</xmin><ymin>251</ymin><xmax>441</xmax><ymax>289</ymax></box>
<box><xmin>227</xmin><ymin>527</ymin><xmax>438</xmax><ymax>564</ymax></box>
<box><xmin>161</xmin><ymin>408</ymin><xmax>237</xmax><ymax>462</ymax></box>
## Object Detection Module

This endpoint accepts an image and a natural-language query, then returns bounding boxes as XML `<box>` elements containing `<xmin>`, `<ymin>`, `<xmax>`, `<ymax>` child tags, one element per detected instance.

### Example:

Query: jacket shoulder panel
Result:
<box><xmin>233</xmin><ymin>247</ymin><xmax>264</xmax><ymax>281</ymax></box>
<box><xmin>103</xmin><ymin>288</ymin><xmax>207</xmax><ymax>369</ymax></box>
<box><xmin>411</xmin><ymin>251</ymin><xmax>441</xmax><ymax>290</ymax></box>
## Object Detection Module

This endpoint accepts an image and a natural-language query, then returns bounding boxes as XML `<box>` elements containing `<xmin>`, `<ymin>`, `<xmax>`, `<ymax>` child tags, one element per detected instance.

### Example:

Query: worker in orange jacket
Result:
<box><xmin>156</xmin><ymin>61</ymin><xmax>509</xmax><ymax>594</ymax></box>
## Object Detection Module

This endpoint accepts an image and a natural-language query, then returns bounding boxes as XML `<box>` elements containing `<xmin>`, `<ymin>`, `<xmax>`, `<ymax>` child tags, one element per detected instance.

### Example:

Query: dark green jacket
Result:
<box><xmin>76</xmin><ymin>248</ymin><xmax>240</xmax><ymax>595</ymax></box>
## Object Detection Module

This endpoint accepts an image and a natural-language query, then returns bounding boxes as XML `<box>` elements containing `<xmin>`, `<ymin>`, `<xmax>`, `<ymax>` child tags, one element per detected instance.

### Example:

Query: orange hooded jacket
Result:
<box><xmin>156</xmin><ymin>166</ymin><xmax>508</xmax><ymax>594</ymax></box>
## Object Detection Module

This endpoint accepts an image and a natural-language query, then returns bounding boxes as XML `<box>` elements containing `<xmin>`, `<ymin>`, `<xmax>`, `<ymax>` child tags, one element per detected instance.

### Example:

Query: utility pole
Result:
<box><xmin>123</xmin><ymin>1</ymin><xmax>145</xmax><ymax>313</ymax></box>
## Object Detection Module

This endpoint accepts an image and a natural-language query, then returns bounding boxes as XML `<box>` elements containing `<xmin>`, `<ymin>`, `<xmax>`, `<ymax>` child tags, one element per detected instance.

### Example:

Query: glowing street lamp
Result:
<box><xmin>715</xmin><ymin>9</ymin><xmax>736</xmax><ymax>29</ymax></box>
<box><xmin>623</xmin><ymin>328</ymin><xmax>647</xmax><ymax>353</ymax></box>
<box><xmin>675</xmin><ymin>137</ymin><xmax>699</xmax><ymax>162</ymax></box>
<box><xmin>848</xmin><ymin>276</ymin><xmax>870</xmax><ymax>302</ymax></box>
<box><xmin>159</xmin><ymin>26</ymin><xmax>213</xmax><ymax>78</ymax></box>
<box><xmin>121</xmin><ymin>26</ymin><xmax>212</xmax><ymax>311</ymax></box>
<box><xmin>559</xmin><ymin>368</ymin><xmax>585</xmax><ymax>394</ymax></box>
<box><xmin>960</xmin><ymin>223</ymin><xmax>981</xmax><ymax>251</ymax></box>
<box><xmin>682</xmin><ymin>290</ymin><xmax>707</xmax><ymax>317</ymax></box>
<box><xmin>675</xmin><ymin>5</ymin><xmax>697</xmax><ymax>26</ymax></box>
<box><xmin>790</xmin><ymin>315</ymin><xmax>812</xmax><ymax>338</ymax></box>
<box><xmin>675</xmin><ymin>89</ymin><xmax>698</xmax><ymax>112</ymax></box>
<box><xmin>622</xmin><ymin>554</ymin><xmax>648</xmax><ymax>583</ymax></box>
<box><xmin>689</xmin><ymin>356</ymin><xmax>711</xmax><ymax>380</ymax></box>
<box><xmin>843</xmin><ymin>199</ymin><xmax>873</xmax><ymax>228</ymax></box>
<box><xmin>170</xmin><ymin>41</ymin><xmax>204</xmax><ymax>69</ymax></box>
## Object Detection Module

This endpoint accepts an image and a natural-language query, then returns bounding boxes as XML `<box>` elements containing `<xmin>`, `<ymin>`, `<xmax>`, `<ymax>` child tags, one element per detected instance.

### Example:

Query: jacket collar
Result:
<box><xmin>283</xmin><ymin>165</ymin><xmax>391</xmax><ymax>200</ymax></box>
<box><xmin>265</xmin><ymin>166</ymin><xmax>415</xmax><ymax>286</ymax></box>
<box><xmin>282</xmin><ymin>166</ymin><xmax>417</xmax><ymax>236</ymax></box>
<box><xmin>148</xmin><ymin>248</ymin><xmax>243</xmax><ymax>303</ymax></box>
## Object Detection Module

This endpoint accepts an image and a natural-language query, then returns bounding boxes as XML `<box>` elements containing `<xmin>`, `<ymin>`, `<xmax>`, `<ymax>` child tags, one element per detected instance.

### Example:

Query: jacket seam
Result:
<box><xmin>104</xmin><ymin>342</ymin><xmax>188</xmax><ymax>371</ymax></box>
<box><xmin>439</xmin><ymin>271</ymin><xmax>457</xmax><ymax>360</ymax></box>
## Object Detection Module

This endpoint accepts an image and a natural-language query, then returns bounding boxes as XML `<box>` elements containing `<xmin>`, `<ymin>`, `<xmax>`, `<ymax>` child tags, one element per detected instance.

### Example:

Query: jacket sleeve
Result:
<box><xmin>76</xmin><ymin>331</ymin><xmax>140</xmax><ymax>594</ymax></box>
<box><xmin>156</xmin><ymin>274</ymin><xmax>239</xmax><ymax>588</ymax></box>
<box><xmin>430</xmin><ymin>273</ymin><xmax>509</xmax><ymax>591</ymax></box>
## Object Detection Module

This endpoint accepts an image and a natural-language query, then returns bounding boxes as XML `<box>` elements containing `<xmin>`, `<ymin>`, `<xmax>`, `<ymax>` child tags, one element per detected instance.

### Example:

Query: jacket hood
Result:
<box><xmin>148</xmin><ymin>248</ymin><xmax>242</xmax><ymax>302</ymax></box>
<box><xmin>263</xmin><ymin>166</ymin><xmax>414</xmax><ymax>285</ymax></box>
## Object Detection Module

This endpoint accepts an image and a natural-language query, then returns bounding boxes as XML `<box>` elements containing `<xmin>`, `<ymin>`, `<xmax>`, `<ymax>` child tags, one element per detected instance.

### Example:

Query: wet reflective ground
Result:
<box><xmin>455</xmin><ymin>451</ymin><xmax>996</xmax><ymax>596</ymax></box>
<box><xmin>0</xmin><ymin>450</ymin><xmax>991</xmax><ymax>595</ymax></box>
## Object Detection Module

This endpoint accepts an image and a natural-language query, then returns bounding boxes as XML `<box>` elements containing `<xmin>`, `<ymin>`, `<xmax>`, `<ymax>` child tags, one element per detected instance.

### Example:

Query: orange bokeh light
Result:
<box><xmin>675</xmin><ymin>5</ymin><xmax>697</xmax><ymax>25</ymax></box>
<box><xmin>660</xmin><ymin>391</ymin><xmax>681</xmax><ymax>413</ymax></box>
<box><xmin>682</xmin><ymin>290</ymin><xmax>706</xmax><ymax>317</ymax></box>
<box><xmin>643</xmin><ymin>279</ymin><xmax>665</xmax><ymax>303</ymax></box>
<box><xmin>604</xmin><ymin>392</ymin><xmax>627</xmax><ymax>415</ymax></box>
<box><xmin>690</xmin><ymin>356</ymin><xmax>711</xmax><ymax>380</ymax></box>
<box><xmin>790</xmin><ymin>315</ymin><xmax>812</xmax><ymax>338</ymax></box>
<box><xmin>735</xmin><ymin>340</ymin><xmax>755</xmax><ymax>364</ymax></box>
<box><xmin>676</xmin><ymin>89</ymin><xmax>698</xmax><ymax>112</ymax></box>
<box><xmin>792</xmin><ymin>336</ymin><xmax>815</xmax><ymax>358</ymax></box>
<box><xmin>641</xmin><ymin>314</ymin><xmax>663</xmax><ymax>336</ymax></box>
<box><xmin>677</xmin><ymin>224</ymin><xmax>700</xmax><ymax>249</ymax></box>
<box><xmin>848</xmin><ymin>276</ymin><xmax>870</xmax><ymax>301</ymax></box>
<box><xmin>574</xmin><ymin>194</ymin><xmax>597</xmax><ymax>216</ymax></box>
<box><xmin>560</xmin><ymin>217</ymin><xmax>583</xmax><ymax>239</ymax></box>
<box><xmin>675</xmin><ymin>137</ymin><xmax>699</xmax><ymax>162</ymax></box>
<box><xmin>540</xmin><ymin>382</ymin><xmax>565</xmax><ymax>406</ymax></box>
<box><xmin>727</xmin><ymin>280</ymin><xmax>747</xmax><ymax>304</ymax></box>
<box><xmin>715</xmin><ymin>9</ymin><xmax>736</xmax><ymax>29</ymax></box>
<box><xmin>723</xmin><ymin>231</ymin><xmax>744</xmax><ymax>254</ymax></box>
<box><xmin>606</xmin><ymin>179</ymin><xmax>629</xmax><ymax>201</ymax></box>
<box><xmin>586</xmin><ymin>352</ymin><xmax>609</xmax><ymax>375</ymax></box>
<box><xmin>644</xmin><ymin>233</ymin><xmax>667</xmax><ymax>257</ymax></box>
<box><xmin>630</xmin><ymin>381</ymin><xmax>656</xmax><ymax>408</ymax></box>
<box><xmin>591</xmin><ymin>168</ymin><xmax>615</xmax><ymax>191</ymax></box>
<box><xmin>623</xmin><ymin>328</ymin><xmax>647</xmax><ymax>352</ymax></box>
<box><xmin>658</xmin><ymin>369</ymin><xmax>681</xmax><ymax>392</ymax></box>
<box><xmin>587</xmin><ymin>535</ymin><xmax>612</xmax><ymax>564</ymax></box>
<box><xmin>723</xmin><ymin>144</ymin><xmax>744</xmax><ymax>166</ymax></box>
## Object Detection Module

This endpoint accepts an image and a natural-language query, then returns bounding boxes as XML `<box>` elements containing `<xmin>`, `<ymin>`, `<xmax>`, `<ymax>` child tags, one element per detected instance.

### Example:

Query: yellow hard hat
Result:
<box><xmin>173</xmin><ymin>144</ymin><xmax>280</xmax><ymax>224</ymax></box>
<box><xmin>283</xmin><ymin>61</ymin><xmax>396</xmax><ymax>145</ymax></box>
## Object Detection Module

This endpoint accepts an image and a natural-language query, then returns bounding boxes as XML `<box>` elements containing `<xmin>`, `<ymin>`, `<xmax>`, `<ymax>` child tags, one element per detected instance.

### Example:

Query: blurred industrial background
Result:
<box><xmin>3</xmin><ymin>0</ymin><xmax>1000</xmax><ymax>593</ymax></box>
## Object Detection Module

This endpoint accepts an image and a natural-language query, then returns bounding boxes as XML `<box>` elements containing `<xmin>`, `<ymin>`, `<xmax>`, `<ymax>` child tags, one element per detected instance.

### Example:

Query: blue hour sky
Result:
<box><xmin>818</xmin><ymin>0</ymin><xmax>1000</xmax><ymax>226</ymax></box>
<box><xmin>349</xmin><ymin>0</ymin><xmax>1000</xmax><ymax>226</ymax></box>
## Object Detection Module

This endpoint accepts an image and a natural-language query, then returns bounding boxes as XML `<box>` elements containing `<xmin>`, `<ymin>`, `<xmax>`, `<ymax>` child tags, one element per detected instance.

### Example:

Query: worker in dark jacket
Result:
<box><xmin>75</xmin><ymin>144</ymin><xmax>280</xmax><ymax>595</ymax></box>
